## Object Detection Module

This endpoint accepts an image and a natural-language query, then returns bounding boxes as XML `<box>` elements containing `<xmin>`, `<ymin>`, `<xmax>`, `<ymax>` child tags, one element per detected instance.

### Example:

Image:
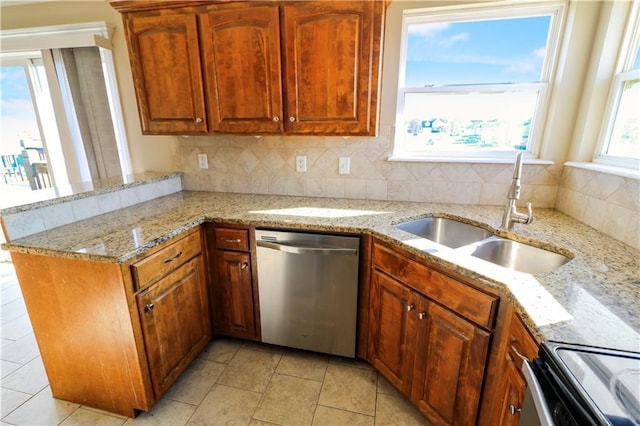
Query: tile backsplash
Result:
<box><xmin>556</xmin><ymin>165</ymin><xmax>639</xmax><ymax>249</ymax></box>
<box><xmin>178</xmin><ymin>126</ymin><xmax>562</xmax><ymax>208</ymax></box>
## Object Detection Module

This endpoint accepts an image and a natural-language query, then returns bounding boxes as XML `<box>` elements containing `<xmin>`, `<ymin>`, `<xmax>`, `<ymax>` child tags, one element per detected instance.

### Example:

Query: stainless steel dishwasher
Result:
<box><xmin>255</xmin><ymin>229</ymin><xmax>360</xmax><ymax>358</ymax></box>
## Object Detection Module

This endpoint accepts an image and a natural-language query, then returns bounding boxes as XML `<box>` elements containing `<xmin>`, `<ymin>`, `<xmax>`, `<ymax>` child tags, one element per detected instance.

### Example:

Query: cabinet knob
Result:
<box><xmin>144</xmin><ymin>303</ymin><xmax>155</xmax><ymax>312</ymax></box>
<box><xmin>241</xmin><ymin>262</ymin><xmax>249</xmax><ymax>270</ymax></box>
<box><xmin>406</xmin><ymin>304</ymin><xmax>414</xmax><ymax>312</ymax></box>
<box><xmin>418</xmin><ymin>312</ymin><xmax>427</xmax><ymax>320</ymax></box>
<box><xmin>289</xmin><ymin>116</ymin><xmax>296</xmax><ymax>123</ymax></box>
<box><xmin>509</xmin><ymin>404</ymin><xmax>522</xmax><ymax>415</ymax></box>
<box><xmin>195</xmin><ymin>117</ymin><xmax>203</xmax><ymax>123</ymax></box>
<box><xmin>273</xmin><ymin>116</ymin><xmax>280</xmax><ymax>122</ymax></box>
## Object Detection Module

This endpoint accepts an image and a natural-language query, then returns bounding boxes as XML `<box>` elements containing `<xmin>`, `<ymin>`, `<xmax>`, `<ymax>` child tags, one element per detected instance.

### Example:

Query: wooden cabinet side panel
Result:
<box><xmin>125</xmin><ymin>11</ymin><xmax>207</xmax><ymax>134</ymax></box>
<box><xmin>10</xmin><ymin>252</ymin><xmax>152</xmax><ymax>417</ymax></box>
<box><xmin>200</xmin><ymin>5</ymin><xmax>284</xmax><ymax>133</ymax></box>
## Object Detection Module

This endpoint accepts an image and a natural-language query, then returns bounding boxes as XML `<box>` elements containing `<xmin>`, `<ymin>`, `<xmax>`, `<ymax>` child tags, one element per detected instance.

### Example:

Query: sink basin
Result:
<box><xmin>395</xmin><ymin>217</ymin><xmax>493</xmax><ymax>248</ymax></box>
<box><xmin>471</xmin><ymin>238</ymin><xmax>570</xmax><ymax>274</ymax></box>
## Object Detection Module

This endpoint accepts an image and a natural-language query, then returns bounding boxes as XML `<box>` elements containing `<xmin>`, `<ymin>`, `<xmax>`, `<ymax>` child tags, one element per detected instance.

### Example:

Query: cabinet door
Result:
<box><xmin>214</xmin><ymin>250</ymin><xmax>257</xmax><ymax>339</ymax></box>
<box><xmin>136</xmin><ymin>256</ymin><xmax>211</xmax><ymax>398</ymax></box>
<box><xmin>282</xmin><ymin>1</ymin><xmax>379</xmax><ymax>135</ymax></box>
<box><xmin>496</xmin><ymin>352</ymin><xmax>527</xmax><ymax>426</ymax></box>
<box><xmin>412</xmin><ymin>303</ymin><xmax>491</xmax><ymax>426</ymax></box>
<box><xmin>368</xmin><ymin>269</ymin><xmax>417</xmax><ymax>396</ymax></box>
<box><xmin>200</xmin><ymin>5</ymin><xmax>284</xmax><ymax>133</ymax></box>
<box><xmin>125</xmin><ymin>12</ymin><xmax>207</xmax><ymax>134</ymax></box>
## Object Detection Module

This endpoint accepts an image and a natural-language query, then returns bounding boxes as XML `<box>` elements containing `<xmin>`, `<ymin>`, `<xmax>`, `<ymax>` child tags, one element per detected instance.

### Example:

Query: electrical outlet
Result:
<box><xmin>296</xmin><ymin>155</ymin><xmax>307</xmax><ymax>172</ymax></box>
<box><xmin>339</xmin><ymin>157</ymin><xmax>350</xmax><ymax>174</ymax></box>
<box><xmin>198</xmin><ymin>154</ymin><xmax>208</xmax><ymax>169</ymax></box>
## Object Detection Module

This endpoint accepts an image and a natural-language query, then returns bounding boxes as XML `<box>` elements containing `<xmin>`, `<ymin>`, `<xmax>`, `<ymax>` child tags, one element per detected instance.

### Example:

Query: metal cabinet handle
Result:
<box><xmin>163</xmin><ymin>251</ymin><xmax>183</xmax><ymax>264</ymax></box>
<box><xmin>289</xmin><ymin>116</ymin><xmax>296</xmax><ymax>122</ymax></box>
<box><xmin>509</xmin><ymin>336</ymin><xmax>530</xmax><ymax>362</ymax></box>
<box><xmin>406</xmin><ymin>304</ymin><xmax>414</xmax><ymax>312</ymax></box>
<box><xmin>418</xmin><ymin>312</ymin><xmax>427</xmax><ymax>320</ymax></box>
<box><xmin>195</xmin><ymin>117</ymin><xmax>203</xmax><ymax>123</ymax></box>
<box><xmin>223</xmin><ymin>238</ymin><xmax>242</xmax><ymax>243</ymax></box>
<box><xmin>144</xmin><ymin>303</ymin><xmax>155</xmax><ymax>312</ymax></box>
<box><xmin>509</xmin><ymin>404</ymin><xmax>522</xmax><ymax>415</ymax></box>
<box><xmin>273</xmin><ymin>116</ymin><xmax>280</xmax><ymax>122</ymax></box>
<box><xmin>241</xmin><ymin>262</ymin><xmax>248</xmax><ymax>270</ymax></box>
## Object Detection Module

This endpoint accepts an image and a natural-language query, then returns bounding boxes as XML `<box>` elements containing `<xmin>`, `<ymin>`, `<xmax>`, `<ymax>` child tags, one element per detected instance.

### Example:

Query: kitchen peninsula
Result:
<box><xmin>2</xmin><ymin>184</ymin><xmax>639</xmax><ymax>423</ymax></box>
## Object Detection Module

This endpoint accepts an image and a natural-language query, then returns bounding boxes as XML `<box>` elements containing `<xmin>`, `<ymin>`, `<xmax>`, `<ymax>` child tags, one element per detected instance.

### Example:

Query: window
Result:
<box><xmin>595</xmin><ymin>2</ymin><xmax>640</xmax><ymax>169</ymax></box>
<box><xmin>392</xmin><ymin>3</ymin><xmax>565</xmax><ymax>161</ymax></box>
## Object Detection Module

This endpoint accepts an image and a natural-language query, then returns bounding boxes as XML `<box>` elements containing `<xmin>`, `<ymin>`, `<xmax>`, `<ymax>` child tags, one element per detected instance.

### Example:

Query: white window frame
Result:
<box><xmin>594</xmin><ymin>0</ymin><xmax>640</xmax><ymax>170</ymax></box>
<box><xmin>391</xmin><ymin>2</ymin><xmax>566</xmax><ymax>162</ymax></box>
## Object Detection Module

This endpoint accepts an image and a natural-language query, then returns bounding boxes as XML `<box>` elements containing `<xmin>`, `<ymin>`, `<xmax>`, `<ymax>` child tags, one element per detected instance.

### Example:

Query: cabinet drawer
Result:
<box><xmin>373</xmin><ymin>242</ymin><xmax>498</xmax><ymax>329</ymax></box>
<box><xmin>214</xmin><ymin>228</ymin><xmax>250</xmax><ymax>251</ymax></box>
<box><xmin>507</xmin><ymin>312</ymin><xmax>539</xmax><ymax>362</ymax></box>
<box><xmin>132</xmin><ymin>230</ymin><xmax>202</xmax><ymax>291</ymax></box>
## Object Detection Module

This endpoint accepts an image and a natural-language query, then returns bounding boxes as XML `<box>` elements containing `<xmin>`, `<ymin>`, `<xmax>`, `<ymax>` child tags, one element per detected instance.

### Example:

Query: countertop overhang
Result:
<box><xmin>2</xmin><ymin>190</ymin><xmax>639</xmax><ymax>353</ymax></box>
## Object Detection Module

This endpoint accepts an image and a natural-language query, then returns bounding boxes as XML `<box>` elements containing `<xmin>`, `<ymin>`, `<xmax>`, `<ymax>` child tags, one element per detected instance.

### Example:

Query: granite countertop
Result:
<box><xmin>3</xmin><ymin>190</ymin><xmax>639</xmax><ymax>353</ymax></box>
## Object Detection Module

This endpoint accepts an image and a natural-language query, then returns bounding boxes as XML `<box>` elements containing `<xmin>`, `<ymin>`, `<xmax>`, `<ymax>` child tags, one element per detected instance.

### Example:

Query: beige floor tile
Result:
<box><xmin>59</xmin><ymin>407</ymin><xmax>126</xmax><ymax>425</ymax></box>
<box><xmin>0</xmin><ymin>314</ymin><xmax>33</xmax><ymax>340</ymax></box>
<box><xmin>2</xmin><ymin>386</ymin><xmax>79</xmax><ymax>425</ymax></box>
<box><xmin>1</xmin><ymin>355</ymin><xmax>48</xmax><ymax>395</ymax></box>
<box><xmin>200</xmin><ymin>338</ymin><xmax>242</xmax><ymax>363</ymax></box>
<box><xmin>0</xmin><ymin>332</ymin><xmax>40</xmax><ymax>364</ymax></box>
<box><xmin>242</xmin><ymin>341</ymin><xmax>285</xmax><ymax>354</ymax></box>
<box><xmin>329</xmin><ymin>356</ymin><xmax>375</xmax><ymax>370</ymax></box>
<box><xmin>276</xmin><ymin>350</ymin><xmax>329</xmax><ymax>382</ymax></box>
<box><xmin>0</xmin><ymin>298</ymin><xmax>27</xmax><ymax>324</ymax></box>
<box><xmin>318</xmin><ymin>364</ymin><xmax>377</xmax><ymax>416</ymax></box>
<box><xmin>187</xmin><ymin>384</ymin><xmax>262</xmax><ymax>426</ymax></box>
<box><xmin>163</xmin><ymin>357</ymin><xmax>226</xmax><ymax>405</ymax></box>
<box><xmin>376</xmin><ymin>374</ymin><xmax>403</xmax><ymax>397</ymax></box>
<box><xmin>1</xmin><ymin>359</ymin><xmax>21</xmax><ymax>379</ymax></box>
<box><xmin>374</xmin><ymin>393</ymin><xmax>430</xmax><ymax>426</ymax></box>
<box><xmin>253</xmin><ymin>373</ymin><xmax>322</xmax><ymax>425</ymax></box>
<box><xmin>248</xmin><ymin>419</ymin><xmax>280</xmax><ymax>425</ymax></box>
<box><xmin>217</xmin><ymin>348</ymin><xmax>282</xmax><ymax>393</ymax></box>
<box><xmin>0</xmin><ymin>387</ymin><xmax>31</xmax><ymax>418</ymax></box>
<box><xmin>124</xmin><ymin>397</ymin><xmax>196</xmax><ymax>426</ymax></box>
<box><xmin>312</xmin><ymin>405</ymin><xmax>375</xmax><ymax>426</ymax></box>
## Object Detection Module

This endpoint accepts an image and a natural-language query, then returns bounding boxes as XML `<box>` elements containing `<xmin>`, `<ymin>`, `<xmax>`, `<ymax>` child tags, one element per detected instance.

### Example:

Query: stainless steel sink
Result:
<box><xmin>395</xmin><ymin>217</ymin><xmax>493</xmax><ymax>248</ymax></box>
<box><xmin>470</xmin><ymin>237</ymin><xmax>570</xmax><ymax>274</ymax></box>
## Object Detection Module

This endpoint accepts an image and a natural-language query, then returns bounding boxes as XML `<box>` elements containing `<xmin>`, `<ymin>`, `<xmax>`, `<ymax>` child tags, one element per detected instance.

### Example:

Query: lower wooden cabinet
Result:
<box><xmin>491</xmin><ymin>311</ymin><xmax>539</xmax><ymax>425</ymax></box>
<box><xmin>412</xmin><ymin>303</ymin><xmax>490</xmax><ymax>426</ymax></box>
<box><xmin>10</xmin><ymin>226</ymin><xmax>211</xmax><ymax>417</ymax></box>
<box><xmin>368</xmin><ymin>239</ymin><xmax>497</xmax><ymax>426</ymax></box>
<box><xmin>206</xmin><ymin>224</ymin><xmax>260</xmax><ymax>340</ymax></box>
<box><xmin>136</xmin><ymin>256</ymin><xmax>211</xmax><ymax>398</ymax></box>
<box><xmin>368</xmin><ymin>269</ymin><xmax>418</xmax><ymax>395</ymax></box>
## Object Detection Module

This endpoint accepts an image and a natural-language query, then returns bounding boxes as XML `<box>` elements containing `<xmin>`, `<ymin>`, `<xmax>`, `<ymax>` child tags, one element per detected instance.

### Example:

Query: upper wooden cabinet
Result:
<box><xmin>113</xmin><ymin>1</ymin><xmax>386</xmax><ymax>136</ymax></box>
<box><xmin>124</xmin><ymin>12</ymin><xmax>208</xmax><ymax>134</ymax></box>
<box><xmin>282</xmin><ymin>2</ymin><xmax>381</xmax><ymax>134</ymax></box>
<box><xmin>200</xmin><ymin>5</ymin><xmax>284</xmax><ymax>133</ymax></box>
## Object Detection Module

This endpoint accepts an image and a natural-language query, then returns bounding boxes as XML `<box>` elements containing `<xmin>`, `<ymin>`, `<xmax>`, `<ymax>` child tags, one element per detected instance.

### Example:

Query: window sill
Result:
<box><xmin>564</xmin><ymin>162</ymin><xmax>640</xmax><ymax>180</ymax></box>
<box><xmin>387</xmin><ymin>155</ymin><xmax>555</xmax><ymax>165</ymax></box>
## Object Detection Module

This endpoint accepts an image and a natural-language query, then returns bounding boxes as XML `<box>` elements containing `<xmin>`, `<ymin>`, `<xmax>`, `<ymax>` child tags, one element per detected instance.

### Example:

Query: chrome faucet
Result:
<box><xmin>500</xmin><ymin>152</ymin><xmax>533</xmax><ymax>231</ymax></box>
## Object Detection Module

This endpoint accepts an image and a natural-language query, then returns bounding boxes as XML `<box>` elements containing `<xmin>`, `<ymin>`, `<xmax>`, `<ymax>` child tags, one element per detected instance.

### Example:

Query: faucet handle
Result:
<box><xmin>524</xmin><ymin>202</ymin><xmax>534</xmax><ymax>224</ymax></box>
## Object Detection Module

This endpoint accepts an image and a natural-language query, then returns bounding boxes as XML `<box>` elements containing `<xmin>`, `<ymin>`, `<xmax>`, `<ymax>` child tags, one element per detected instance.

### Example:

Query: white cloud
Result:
<box><xmin>438</xmin><ymin>32</ymin><xmax>469</xmax><ymax>47</ymax></box>
<box><xmin>408</xmin><ymin>22</ymin><xmax>450</xmax><ymax>37</ymax></box>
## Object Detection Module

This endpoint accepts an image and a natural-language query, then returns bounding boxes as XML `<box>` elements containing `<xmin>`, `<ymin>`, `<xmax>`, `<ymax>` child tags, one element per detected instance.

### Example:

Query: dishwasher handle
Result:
<box><xmin>257</xmin><ymin>239</ymin><xmax>358</xmax><ymax>256</ymax></box>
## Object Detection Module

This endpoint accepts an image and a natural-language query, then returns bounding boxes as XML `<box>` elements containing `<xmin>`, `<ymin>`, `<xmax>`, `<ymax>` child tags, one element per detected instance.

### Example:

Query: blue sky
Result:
<box><xmin>1</xmin><ymin>66</ymin><xmax>40</xmax><ymax>153</ymax></box>
<box><xmin>404</xmin><ymin>16</ymin><xmax>551</xmax><ymax>87</ymax></box>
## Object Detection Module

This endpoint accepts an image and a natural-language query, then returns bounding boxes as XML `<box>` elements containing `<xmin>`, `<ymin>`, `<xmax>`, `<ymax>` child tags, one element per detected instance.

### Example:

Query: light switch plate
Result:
<box><xmin>339</xmin><ymin>157</ymin><xmax>350</xmax><ymax>174</ymax></box>
<box><xmin>198</xmin><ymin>154</ymin><xmax>208</xmax><ymax>169</ymax></box>
<box><xmin>296</xmin><ymin>156</ymin><xmax>307</xmax><ymax>172</ymax></box>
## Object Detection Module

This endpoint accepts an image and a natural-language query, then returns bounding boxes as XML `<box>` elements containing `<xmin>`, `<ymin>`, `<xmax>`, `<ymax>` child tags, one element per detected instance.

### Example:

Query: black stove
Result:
<box><xmin>524</xmin><ymin>341</ymin><xmax>640</xmax><ymax>425</ymax></box>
